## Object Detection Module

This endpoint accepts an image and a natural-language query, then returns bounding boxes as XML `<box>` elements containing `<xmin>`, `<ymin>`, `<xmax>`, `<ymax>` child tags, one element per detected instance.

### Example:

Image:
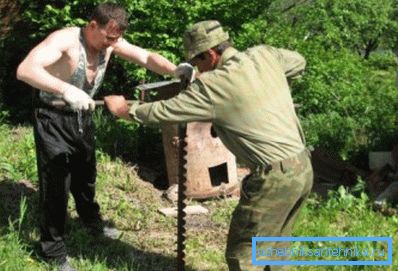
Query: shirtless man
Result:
<box><xmin>16</xmin><ymin>3</ymin><xmax>191</xmax><ymax>271</ymax></box>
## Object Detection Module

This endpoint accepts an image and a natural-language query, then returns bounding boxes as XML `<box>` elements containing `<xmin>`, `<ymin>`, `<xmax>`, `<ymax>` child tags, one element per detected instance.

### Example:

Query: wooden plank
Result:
<box><xmin>158</xmin><ymin>205</ymin><xmax>208</xmax><ymax>217</ymax></box>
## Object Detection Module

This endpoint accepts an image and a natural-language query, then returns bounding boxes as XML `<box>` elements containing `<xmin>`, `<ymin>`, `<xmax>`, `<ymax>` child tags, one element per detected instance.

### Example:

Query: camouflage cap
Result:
<box><xmin>183</xmin><ymin>20</ymin><xmax>229</xmax><ymax>61</ymax></box>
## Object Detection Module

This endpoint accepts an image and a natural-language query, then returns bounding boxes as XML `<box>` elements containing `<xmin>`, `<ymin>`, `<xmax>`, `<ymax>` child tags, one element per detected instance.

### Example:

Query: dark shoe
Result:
<box><xmin>58</xmin><ymin>259</ymin><xmax>76</xmax><ymax>271</ymax></box>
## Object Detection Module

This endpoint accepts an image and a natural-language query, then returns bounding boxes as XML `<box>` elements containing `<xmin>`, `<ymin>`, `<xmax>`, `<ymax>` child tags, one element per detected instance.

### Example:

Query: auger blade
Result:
<box><xmin>177</xmin><ymin>123</ymin><xmax>187</xmax><ymax>271</ymax></box>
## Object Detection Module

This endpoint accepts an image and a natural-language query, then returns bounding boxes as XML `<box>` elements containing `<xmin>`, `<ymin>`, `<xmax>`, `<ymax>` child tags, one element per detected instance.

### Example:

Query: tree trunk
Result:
<box><xmin>0</xmin><ymin>0</ymin><xmax>20</xmax><ymax>40</ymax></box>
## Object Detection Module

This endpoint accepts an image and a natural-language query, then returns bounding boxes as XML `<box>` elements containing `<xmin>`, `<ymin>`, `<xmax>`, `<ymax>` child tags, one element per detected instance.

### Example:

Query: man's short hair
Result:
<box><xmin>91</xmin><ymin>2</ymin><xmax>128</xmax><ymax>31</ymax></box>
<box><xmin>191</xmin><ymin>41</ymin><xmax>232</xmax><ymax>63</ymax></box>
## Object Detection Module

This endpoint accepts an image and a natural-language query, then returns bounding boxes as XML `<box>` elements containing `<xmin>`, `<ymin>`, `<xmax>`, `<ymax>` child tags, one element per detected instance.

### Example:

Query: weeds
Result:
<box><xmin>0</xmin><ymin>196</ymin><xmax>43</xmax><ymax>271</ymax></box>
<box><xmin>0</xmin><ymin>124</ymin><xmax>397</xmax><ymax>270</ymax></box>
<box><xmin>0</xmin><ymin>126</ymin><xmax>37</xmax><ymax>182</ymax></box>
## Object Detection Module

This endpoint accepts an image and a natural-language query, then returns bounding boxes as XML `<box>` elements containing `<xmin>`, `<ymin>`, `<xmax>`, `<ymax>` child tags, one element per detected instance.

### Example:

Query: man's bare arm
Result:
<box><xmin>112</xmin><ymin>39</ymin><xmax>176</xmax><ymax>75</ymax></box>
<box><xmin>16</xmin><ymin>28</ymin><xmax>75</xmax><ymax>95</ymax></box>
<box><xmin>104</xmin><ymin>95</ymin><xmax>132</xmax><ymax>120</ymax></box>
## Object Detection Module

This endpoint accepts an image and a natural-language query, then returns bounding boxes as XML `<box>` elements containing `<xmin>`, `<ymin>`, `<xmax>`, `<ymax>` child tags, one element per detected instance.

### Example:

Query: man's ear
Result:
<box><xmin>88</xmin><ymin>20</ymin><xmax>98</xmax><ymax>30</ymax></box>
<box><xmin>208</xmin><ymin>49</ymin><xmax>220</xmax><ymax>67</ymax></box>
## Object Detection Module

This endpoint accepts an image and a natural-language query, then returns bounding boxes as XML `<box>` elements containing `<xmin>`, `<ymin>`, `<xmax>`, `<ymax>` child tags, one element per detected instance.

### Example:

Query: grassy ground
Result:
<box><xmin>0</xmin><ymin>124</ymin><xmax>397</xmax><ymax>271</ymax></box>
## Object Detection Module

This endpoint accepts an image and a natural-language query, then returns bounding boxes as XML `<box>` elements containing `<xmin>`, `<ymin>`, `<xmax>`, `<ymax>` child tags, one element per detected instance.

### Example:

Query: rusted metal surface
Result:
<box><xmin>138</xmin><ymin>81</ymin><xmax>239</xmax><ymax>199</ymax></box>
<box><xmin>137</xmin><ymin>79</ymin><xmax>239</xmax><ymax>270</ymax></box>
<box><xmin>176</xmin><ymin>73</ymin><xmax>192</xmax><ymax>271</ymax></box>
<box><xmin>136</xmin><ymin>80</ymin><xmax>182</xmax><ymax>101</ymax></box>
<box><xmin>160</xmin><ymin>122</ymin><xmax>239</xmax><ymax>199</ymax></box>
<box><xmin>184</xmin><ymin>122</ymin><xmax>238</xmax><ymax>198</ymax></box>
<box><xmin>177</xmin><ymin>123</ymin><xmax>187</xmax><ymax>271</ymax></box>
<box><xmin>161</xmin><ymin>124</ymin><xmax>180</xmax><ymax>186</ymax></box>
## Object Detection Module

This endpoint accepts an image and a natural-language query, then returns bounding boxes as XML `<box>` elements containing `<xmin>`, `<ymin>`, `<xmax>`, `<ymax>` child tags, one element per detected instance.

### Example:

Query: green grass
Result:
<box><xmin>0</xmin><ymin>123</ymin><xmax>397</xmax><ymax>270</ymax></box>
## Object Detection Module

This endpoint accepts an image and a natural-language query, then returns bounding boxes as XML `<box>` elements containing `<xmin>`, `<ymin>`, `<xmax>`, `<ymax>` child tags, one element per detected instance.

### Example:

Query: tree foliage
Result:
<box><xmin>233</xmin><ymin>0</ymin><xmax>398</xmax><ymax>156</ymax></box>
<box><xmin>1</xmin><ymin>0</ymin><xmax>398</xmax><ymax>158</ymax></box>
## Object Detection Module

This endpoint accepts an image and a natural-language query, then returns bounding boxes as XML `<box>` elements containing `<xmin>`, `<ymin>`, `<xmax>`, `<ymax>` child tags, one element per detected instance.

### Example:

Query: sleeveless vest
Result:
<box><xmin>40</xmin><ymin>28</ymin><xmax>107</xmax><ymax>105</ymax></box>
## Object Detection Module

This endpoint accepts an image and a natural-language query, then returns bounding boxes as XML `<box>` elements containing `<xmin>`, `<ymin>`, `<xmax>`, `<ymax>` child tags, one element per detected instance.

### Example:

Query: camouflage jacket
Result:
<box><xmin>130</xmin><ymin>45</ymin><xmax>306</xmax><ymax>168</ymax></box>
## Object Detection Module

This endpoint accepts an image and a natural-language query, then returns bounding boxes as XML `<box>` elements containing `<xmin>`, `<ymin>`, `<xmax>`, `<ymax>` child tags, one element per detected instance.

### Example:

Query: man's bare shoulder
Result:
<box><xmin>43</xmin><ymin>27</ymin><xmax>80</xmax><ymax>49</ymax></box>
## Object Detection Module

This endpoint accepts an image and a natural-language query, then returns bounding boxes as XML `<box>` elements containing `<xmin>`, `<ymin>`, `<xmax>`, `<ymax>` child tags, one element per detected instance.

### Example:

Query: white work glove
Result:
<box><xmin>174</xmin><ymin>62</ymin><xmax>196</xmax><ymax>84</ymax></box>
<box><xmin>62</xmin><ymin>85</ymin><xmax>95</xmax><ymax>111</ymax></box>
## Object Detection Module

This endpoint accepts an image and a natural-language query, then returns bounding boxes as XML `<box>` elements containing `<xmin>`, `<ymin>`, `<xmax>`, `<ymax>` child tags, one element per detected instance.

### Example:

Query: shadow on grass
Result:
<box><xmin>0</xmin><ymin>179</ymin><xmax>197</xmax><ymax>271</ymax></box>
<box><xmin>94</xmin><ymin>110</ymin><xmax>172</xmax><ymax>190</ymax></box>
<box><xmin>0</xmin><ymin>178</ymin><xmax>38</xmax><ymax>227</ymax></box>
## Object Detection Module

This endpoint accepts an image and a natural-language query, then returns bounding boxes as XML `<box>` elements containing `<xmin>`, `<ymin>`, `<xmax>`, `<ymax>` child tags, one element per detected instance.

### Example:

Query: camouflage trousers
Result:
<box><xmin>226</xmin><ymin>150</ymin><xmax>313</xmax><ymax>271</ymax></box>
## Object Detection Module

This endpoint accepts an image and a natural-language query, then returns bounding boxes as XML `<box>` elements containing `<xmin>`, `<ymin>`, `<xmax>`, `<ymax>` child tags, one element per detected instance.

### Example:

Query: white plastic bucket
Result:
<box><xmin>368</xmin><ymin>151</ymin><xmax>393</xmax><ymax>170</ymax></box>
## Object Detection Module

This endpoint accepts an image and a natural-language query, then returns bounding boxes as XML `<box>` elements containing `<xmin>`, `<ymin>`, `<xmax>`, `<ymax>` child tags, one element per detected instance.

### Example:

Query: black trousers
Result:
<box><xmin>33</xmin><ymin>107</ymin><xmax>101</xmax><ymax>261</ymax></box>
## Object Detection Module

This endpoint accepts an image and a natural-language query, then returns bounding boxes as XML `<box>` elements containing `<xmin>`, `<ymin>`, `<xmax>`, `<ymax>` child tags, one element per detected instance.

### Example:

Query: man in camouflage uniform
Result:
<box><xmin>106</xmin><ymin>20</ymin><xmax>313</xmax><ymax>271</ymax></box>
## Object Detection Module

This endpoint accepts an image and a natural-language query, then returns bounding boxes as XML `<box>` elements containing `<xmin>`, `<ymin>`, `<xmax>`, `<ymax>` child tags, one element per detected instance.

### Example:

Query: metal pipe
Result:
<box><xmin>50</xmin><ymin>100</ymin><xmax>134</xmax><ymax>107</ymax></box>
